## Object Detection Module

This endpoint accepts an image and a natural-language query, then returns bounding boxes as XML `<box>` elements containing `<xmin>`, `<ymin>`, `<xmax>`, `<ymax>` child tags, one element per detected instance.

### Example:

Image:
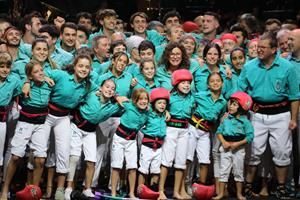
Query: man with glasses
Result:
<box><xmin>238</xmin><ymin>31</ymin><xmax>300</xmax><ymax>199</ymax></box>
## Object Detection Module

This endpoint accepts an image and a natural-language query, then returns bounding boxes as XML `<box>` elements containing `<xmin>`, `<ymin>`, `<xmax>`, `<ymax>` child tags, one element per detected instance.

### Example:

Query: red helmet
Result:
<box><xmin>171</xmin><ymin>69</ymin><xmax>193</xmax><ymax>86</ymax></box>
<box><xmin>192</xmin><ymin>183</ymin><xmax>215</xmax><ymax>200</ymax></box>
<box><xmin>230</xmin><ymin>91</ymin><xmax>253</xmax><ymax>111</ymax></box>
<box><xmin>16</xmin><ymin>185</ymin><xmax>42</xmax><ymax>200</ymax></box>
<box><xmin>137</xmin><ymin>184</ymin><xmax>160</xmax><ymax>199</ymax></box>
<box><xmin>150</xmin><ymin>88</ymin><xmax>170</xmax><ymax>103</ymax></box>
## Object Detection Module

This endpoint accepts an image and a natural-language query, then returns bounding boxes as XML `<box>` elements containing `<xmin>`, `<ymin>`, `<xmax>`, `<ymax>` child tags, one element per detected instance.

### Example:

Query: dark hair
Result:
<box><xmin>39</xmin><ymin>24</ymin><xmax>60</xmax><ymax>38</ymax></box>
<box><xmin>162</xmin><ymin>10</ymin><xmax>181</xmax><ymax>25</ymax></box>
<box><xmin>111</xmin><ymin>52</ymin><xmax>129</xmax><ymax>65</ymax></box>
<box><xmin>32</xmin><ymin>38</ymin><xmax>57</xmax><ymax>69</ymax></box>
<box><xmin>64</xmin><ymin>54</ymin><xmax>92</xmax><ymax>91</ymax></box>
<box><xmin>207</xmin><ymin>71</ymin><xmax>223</xmax><ymax>85</ymax></box>
<box><xmin>100</xmin><ymin>78</ymin><xmax>116</xmax><ymax>88</ymax></box>
<box><xmin>138</xmin><ymin>40</ymin><xmax>155</xmax><ymax>54</ymax></box>
<box><xmin>92</xmin><ymin>35</ymin><xmax>108</xmax><ymax>49</ymax></box>
<box><xmin>259</xmin><ymin>31</ymin><xmax>277</xmax><ymax>48</ymax></box>
<box><xmin>61</xmin><ymin>22</ymin><xmax>77</xmax><ymax>33</ymax></box>
<box><xmin>130</xmin><ymin>12</ymin><xmax>148</xmax><ymax>24</ymax></box>
<box><xmin>229</xmin><ymin>98</ymin><xmax>247</xmax><ymax>115</ymax></box>
<box><xmin>230</xmin><ymin>24</ymin><xmax>248</xmax><ymax>39</ymax></box>
<box><xmin>76</xmin><ymin>47</ymin><xmax>94</xmax><ymax>59</ymax></box>
<box><xmin>25</xmin><ymin>59</ymin><xmax>42</xmax><ymax>78</ymax></box>
<box><xmin>95</xmin><ymin>9</ymin><xmax>117</xmax><ymax>24</ymax></box>
<box><xmin>76</xmin><ymin>12</ymin><xmax>93</xmax><ymax>23</ymax></box>
<box><xmin>160</xmin><ymin>42</ymin><xmax>190</xmax><ymax>70</ymax></box>
<box><xmin>20</xmin><ymin>11</ymin><xmax>42</xmax><ymax>33</ymax></box>
<box><xmin>110</xmin><ymin>40</ymin><xmax>127</xmax><ymax>54</ymax></box>
<box><xmin>265</xmin><ymin>18</ymin><xmax>281</xmax><ymax>26</ymax></box>
<box><xmin>203</xmin><ymin>42</ymin><xmax>222</xmax><ymax>60</ymax></box>
<box><xmin>230</xmin><ymin>47</ymin><xmax>246</xmax><ymax>62</ymax></box>
<box><xmin>77</xmin><ymin>24</ymin><xmax>90</xmax><ymax>39</ymax></box>
<box><xmin>239</xmin><ymin>13</ymin><xmax>262</xmax><ymax>35</ymax></box>
<box><xmin>204</xmin><ymin>11</ymin><xmax>220</xmax><ymax>22</ymax></box>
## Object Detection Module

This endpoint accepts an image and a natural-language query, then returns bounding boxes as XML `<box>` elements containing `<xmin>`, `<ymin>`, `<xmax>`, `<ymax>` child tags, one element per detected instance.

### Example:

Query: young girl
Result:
<box><xmin>111</xmin><ymin>88</ymin><xmax>149</xmax><ymax>198</ymax></box>
<box><xmin>230</xmin><ymin>47</ymin><xmax>246</xmax><ymax>93</ymax></box>
<box><xmin>187</xmin><ymin>72</ymin><xmax>227</xmax><ymax>192</ymax></box>
<box><xmin>131</xmin><ymin>59</ymin><xmax>161</xmax><ymax>95</ymax></box>
<box><xmin>246</xmin><ymin>38</ymin><xmax>258</xmax><ymax>61</ymax></box>
<box><xmin>213</xmin><ymin>91</ymin><xmax>254</xmax><ymax>200</ymax></box>
<box><xmin>1</xmin><ymin>60</ymin><xmax>52</xmax><ymax>200</ymax></box>
<box><xmin>138</xmin><ymin>88</ymin><xmax>170</xmax><ymax>192</ymax></box>
<box><xmin>64</xmin><ymin>79</ymin><xmax>121</xmax><ymax>199</ymax></box>
<box><xmin>0</xmin><ymin>52</ymin><xmax>21</xmax><ymax>179</ymax></box>
<box><xmin>158</xmin><ymin>69</ymin><xmax>194</xmax><ymax>200</ymax></box>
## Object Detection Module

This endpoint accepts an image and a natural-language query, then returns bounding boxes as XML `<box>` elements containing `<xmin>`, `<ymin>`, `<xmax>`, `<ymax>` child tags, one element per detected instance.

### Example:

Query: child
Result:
<box><xmin>213</xmin><ymin>91</ymin><xmax>254</xmax><ymax>200</ymax></box>
<box><xmin>0</xmin><ymin>52</ymin><xmax>21</xmax><ymax>180</ymax></box>
<box><xmin>158</xmin><ymin>69</ymin><xmax>194</xmax><ymax>200</ymax></box>
<box><xmin>187</xmin><ymin>72</ymin><xmax>227</xmax><ymax>192</ymax></box>
<box><xmin>64</xmin><ymin>79</ymin><xmax>121</xmax><ymax>199</ymax></box>
<box><xmin>111</xmin><ymin>88</ymin><xmax>149</xmax><ymax>198</ymax></box>
<box><xmin>138</xmin><ymin>87</ymin><xmax>170</xmax><ymax>189</ymax></box>
<box><xmin>1</xmin><ymin>60</ymin><xmax>52</xmax><ymax>200</ymax></box>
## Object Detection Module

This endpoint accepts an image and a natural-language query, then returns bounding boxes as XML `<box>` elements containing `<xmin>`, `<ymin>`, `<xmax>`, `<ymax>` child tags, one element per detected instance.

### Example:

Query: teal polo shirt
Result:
<box><xmin>169</xmin><ymin>91</ymin><xmax>194</xmax><ymax>119</ymax></box>
<box><xmin>21</xmin><ymin>81</ymin><xmax>52</xmax><ymax>108</ymax></box>
<box><xmin>96</xmin><ymin>70</ymin><xmax>132</xmax><ymax>97</ymax></box>
<box><xmin>131</xmin><ymin>73</ymin><xmax>161</xmax><ymax>95</ymax></box>
<box><xmin>287</xmin><ymin>54</ymin><xmax>300</xmax><ymax>90</ymax></box>
<box><xmin>79</xmin><ymin>92</ymin><xmax>121</xmax><ymax>124</ymax></box>
<box><xmin>51</xmin><ymin>47</ymin><xmax>74</xmax><ymax>68</ymax></box>
<box><xmin>49</xmin><ymin>70</ymin><xmax>89</xmax><ymax>109</ymax></box>
<box><xmin>120</xmin><ymin>101</ymin><xmax>149</xmax><ymax>130</ymax></box>
<box><xmin>217</xmin><ymin>114</ymin><xmax>254</xmax><ymax>144</ymax></box>
<box><xmin>193</xmin><ymin>90</ymin><xmax>227</xmax><ymax>123</ymax></box>
<box><xmin>238</xmin><ymin>54</ymin><xmax>300</xmax><ymax>102</ymax></box>
<box><xmin>141</xmin><ymin>110</ymin><xmax>166</xmax><ymax>138</ymax></box>
<box><xmin>0</xmin><ymin>74</ymin><xmax>22</xmax><ymax>106</ymax></box>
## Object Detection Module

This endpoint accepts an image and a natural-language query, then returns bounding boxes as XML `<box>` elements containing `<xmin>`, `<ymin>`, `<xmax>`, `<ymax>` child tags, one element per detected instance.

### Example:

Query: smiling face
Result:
<box><xmin>101</xmin><ymin>16</ymin><xmax>117</xmax><ymax>31</ymax></box>
<box><xmin>140</xmin><ymin>48</ymin><xmax>154</xmax><ymax>60</ymax></box>
<box><xmin>74</xmin><ymin>58</ymin><xmax>91</xmax><ymax>82</ymax></box>
<box><xmin>131</xmin><ymin>15</ymin><xmax>147</xmax><ymax>34</ymax></box>
<box><xmin>205</xmin><ymin>47</ymin><xmax>220</xmax><ymax>66</ymax></box>
<box><xmin>257</xmin><ymin>39</ymin><xmax>277</xmax><ymax>61</ymax></box>
<box><xmin>141</xmin><ymin>61</ymin><xmax>155</xmax><ymax>81</ymax></box>
<box><xmin>207</xmin><ymin>73</ymin><xmax>223</xmax><ymax>92</ymax></box>
<box><xmin>181</xmin><ymin>38</ymin><xmax>196</xmax><ymax>56</ymax></box>
<box><xmin>154</xmin><ymin>99</ymin><xmax>167</xmax><ymax>113</ymax></box>
<box><xmin>32</xmin><ymin>41</ymin><xmax>48</xmax><ymax>63</ymax></box>
<box><xmin>248</xmin><ymin>40</ymin><xmax>258</xmax><ymax>59</ymax></box>
<box><xmin>29</xmin><ymin>63</ymin><xmax>45</xmax><ymax>83</ymax></box>
<box><xmin>169</xmin><ymin>47</ymin><xmax>182</xmax><ymax>67</ymax></box>
<box><xmin>231</xmin><ymin>50</ymin><xmax>245</xmax><ymax>71</ymax></box>
<box><xmin>61</xmin><ymin>27</ymin><xmax>77</xmax><ymax>48</ymax></box>
<box><xmin>5</xmin><ymin>29</ymin><xmax>21</xmax><ymax>46</ymax></box>
<box><xmin>203</xmin><ymin>15</ymin><xmax>219</xmax><ymax>35</ymax></box>
<box><xmin>0</xmin><ymin>62</ymin><xmax>11</xmax><ymax>81</ymax></box>
<box><xmin>177</xmin><ymin>80</ymin><xmax>191</xmax><ymax>94</ymax></box>
<box><xmin>136</xmin><ymin>92</ymin><xmax>149</xmax><ymax>110</ymax></box>
<box><xmin>112</xmin><ymin>54</ymin><xmax>128</xmax><ymax>74</ymax></box>
<box><xmin>100</xmin><ymin>79</ymin><xmax>116</xmax><ymax>99</ymax></box>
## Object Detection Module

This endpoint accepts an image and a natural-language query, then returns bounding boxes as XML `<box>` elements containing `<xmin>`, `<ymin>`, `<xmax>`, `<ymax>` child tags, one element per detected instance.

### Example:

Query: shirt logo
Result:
<box><xmin>275</xmin><ymin>80</ymin><xmax>281</xmax><ymax>92</ymax></box>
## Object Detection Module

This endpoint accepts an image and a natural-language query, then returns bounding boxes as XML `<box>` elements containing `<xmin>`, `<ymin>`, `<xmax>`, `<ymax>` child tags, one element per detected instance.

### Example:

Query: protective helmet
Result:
<box><xmin>171</xmin><ymin>69</ymin><xmax>193</xmax><ymax>86</ymax></box>
<box><xmin>150</xmin><ymin>88</ymin><xmax>170</xmax><ymax>103</ymax></box>
<box><xmin>230</xmin><ymin>91</ymin><xmax>253</xmax><ymax>111</ymax></box>
<box><xmin>137</xmin><ymin>184</ymin><xmax>160</xmax><ymax>199</ymax></box>
<box><xmin>16</xmin><ymin>185</ymin><xmax>42</xmax><ymax>200</ymax></box>
<box><xmin>192</xmin><ymin>183</ymin><xmax>215</xmax><ymax>200</ymax></box>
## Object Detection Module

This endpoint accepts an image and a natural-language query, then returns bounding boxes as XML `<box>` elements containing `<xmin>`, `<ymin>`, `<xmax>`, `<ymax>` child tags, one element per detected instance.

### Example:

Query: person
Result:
<box><xmin>239</xmin><ymin>13</ymin><xmax>262</xmax><ymax>39</ymax></box>
<box><xmin>20</xmin><ymin>12</ymin><xmax>42</xmax><ymax>45</ymax></box>
<box><xmin>57</xmin><ymin>22</ymin><xmax>78</xmax><ymax>56</ymax></box>
<box><xmin>76</xmin><ymin>12</ymin><xmax>93</xmax><ymax>32</ymax></box>
<box><xmin>276</xmin><ymin>28</ymin><xmax>290</xmax><ymax>55</ymax></box>
<box><xmin>230</xmin><ymin>47</ymin><xmax>246</xmax><ymax>93</ymax></box>
<box><xmin>230</xmin><ymin>25</ymin><xmax>248</xmax><ymax>48</ymax></box>
<box><xmin>213</xmin><ymin>91</ymin><xmax>254</xmax><ymax>200</ymax></box>
<box><xmin>0</xmin><ymin>18</ymin><xmax>11</xmax><ymax>40</ymax></box>
<box><xmin>1</xmin><ymin>60</ymin><xmax>52</xmax><ymax>200</ymax></box>
<box><xmin>246</xmin><ymin>38</ymin><xmax>258</xmax><ymax>60</ymax></box>
<box><xmin>138</xmin><ymin>88</ymin><xmax>170</xmax><ymax>188</ymax></box>
<box><xmin>265</xmin><ymin>18</ymin><xmax>282</xmax><ymax>32</ymax></box>
<box><xmin>162</xmin><ymin>10</ymin><xmax>181</xmax><ymax>31</ymax></box>
<box><xmin>64</xmin><ymin>79</ymin><xmax>121</xmax><ymax>199</ymax></box>
<box><xmin>220</xmin><ymin>33</ymin><xmax>238</xmax><ymax>65</ymax></box>
<box><xmin>179</xmin><ymin>34</ymin><xmax>197</xmax><ymax>59</ymax></box>
<box><xmin>111</xmin><ymin>88</ymin><xmax>149</xmax><ymax>198</ymax></box>
<box><xmin>187</xmin><ymin>72</ymin><xmax>227</xmax><ymax>194</ymax></box>
<box><xmin>202</xmin><ymin>12</ymin><xmax>220</xmax><ymax>41</ymax></box>
<box><xmin>238</xmin><ymin>32</ymin><xmax>300</xmax><ymax>199</ymax></box>
<box><xmin>0</xmin><ymin>52</ymin><xmax>21</xmax><ymax>180</ymax></box>
<box><xmin>76</xmin><ymin>24</ymin><xmax>90</xmax><ymax>46</ymax></box>
<box><xmin>148</xmin><ymin>21</ymin><xmax>165</xmax><ymax>36</ymax></box>
<box><xmin>158</xmin><ymin>69</ymin><xmax>194</xmax><ymax>200</ymax></box>
<box><xmin>91</xmin><ymin>35</ymin><xmax>110</xmax><ymax>71</ymax></box>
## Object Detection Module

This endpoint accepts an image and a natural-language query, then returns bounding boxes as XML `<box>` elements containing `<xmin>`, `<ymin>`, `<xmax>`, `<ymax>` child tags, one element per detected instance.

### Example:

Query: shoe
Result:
<box><xmin>82</xmin><ymin>188</ymin><xmax>95</xmax><ymax>198</ymax></box>
<box><xmin>245</xmin><ymin>182</ymin><xmax>259</xmax><ymax>199</ymax></box>
<box><xmin>275</xmin><ymin>185</ymin><xmax>291</xmax><ymax>200</ymax></box>
<box><xmin>64</xmin><ymin>187</ymin><xmax>73</xmax><ymax>200</ymax></box>
<box><xmin>54</xmin><ymin>187</ymin><xmax>65</xmax><ymax>200</ymax></box>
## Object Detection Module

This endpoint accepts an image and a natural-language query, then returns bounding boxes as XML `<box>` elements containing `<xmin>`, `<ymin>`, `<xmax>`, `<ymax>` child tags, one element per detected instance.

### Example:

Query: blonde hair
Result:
<box><xmin>132</xmin><ymin>88</ymin><xmax>149</xmax><ymax>106</ymax></box>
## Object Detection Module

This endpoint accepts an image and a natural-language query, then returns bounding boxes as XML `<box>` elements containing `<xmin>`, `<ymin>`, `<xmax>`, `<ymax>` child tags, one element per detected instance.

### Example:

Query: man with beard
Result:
<box><xmin>20</xmin><ymin>12</ymin><xmax>42</xmax><ymax>45</ymax></box>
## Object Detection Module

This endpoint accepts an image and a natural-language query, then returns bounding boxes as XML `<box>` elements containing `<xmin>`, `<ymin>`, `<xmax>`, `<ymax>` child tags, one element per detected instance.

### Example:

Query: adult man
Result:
<box><xmin>277</xmin><ymin>29</ymin><xmax>291</xmax><ymax>54</ymax></box>
<box><xmin>56</xmin><ymin>22</ymin><xmax>77</xmax><ymax>56</ymax></box>
<box><xmin>21</xmin><ymin>12</ymin><xmax>42</xmax><ymax>44</ymax></box>
<box><xmin>162</xmin><ymin>10</ymin><xmax>181</xmax><ymax>30</ymax></box>
<box><xmin>238</xmin><ymin>32</ymin><xmax>299</xmax><ymax>199</ymax></box>
<box><xmin>287</xmin><ymin>29</ymin><xmax>300</xmax><ymax>189</ymax></box>
<box><xmin>88</xmin><ymin>9</ymin><xmax>117</xmax><ymax>46</ymax></box>
<box><xmin>76</xmin><ymin>12</ymin><xmax>93</xmax><ymax>32</ymax></box>
<box><xmin>202</xmin><ymin>11</ymin><xmax>220</xmax><ymax>41</ymax></box>
<box><xmin>39</xmin><ymin>24</ymin><xmax>73</xmax><ymax>68</ymax></box>
<box><xmin>130</xmin><ymin>12</ymin><xmax>163</xmax><ymax>46</ymax></box>
<box><xmin>92</xmin><ymin>35</ymin><xmax>110</xmax><ymax>72</ymax></box>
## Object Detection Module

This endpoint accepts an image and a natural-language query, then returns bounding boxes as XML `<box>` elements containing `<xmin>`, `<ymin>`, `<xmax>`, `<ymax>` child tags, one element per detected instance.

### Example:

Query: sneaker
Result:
<box><xmin>54</xmin><ymin>187</ymin><xmax>65</xmax><ymax>200</ymax></box>
<box><xmin>82</xmin><ymin>188</ymin><xmax>95</xmax><ymax>198</ymax></box>
<box><xmin>64</xmin><ymin>187</ymin><xmax>73</xmax><ymax>200</ymax></box>
<box><xmin>245</xmin><ymin>182</ymin><xmax>259</xmax><ymax>199</ymax></box>
<box><xmin>275</xmin><ymin>185</ymin><xmax>291</xmax><ymax>200</ymax></box>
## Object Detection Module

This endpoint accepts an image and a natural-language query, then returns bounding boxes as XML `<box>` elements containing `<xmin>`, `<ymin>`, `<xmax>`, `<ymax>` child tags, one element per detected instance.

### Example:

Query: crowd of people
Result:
<box><xmin>0</xmin><ymin>6</ymin><xmax>299</xmax><ymax>200</ymax></box>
